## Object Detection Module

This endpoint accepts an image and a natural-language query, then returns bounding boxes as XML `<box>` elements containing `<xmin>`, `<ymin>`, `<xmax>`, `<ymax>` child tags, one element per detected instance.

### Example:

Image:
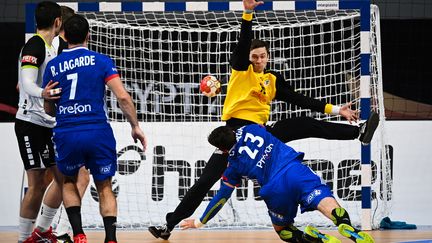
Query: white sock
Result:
<box><xmin>36</xmin><ymin>203</ymin><xmax>58</xmax><ymax>232</ymax></box>
<box><xmin>55</xmin><ymin>205</ymin><xmax>72</xmax><ymax>236</ymax></box>
<box><xmin>18</xmin><ymin>217</ymin><xmax>35</xmax><ymax>241</ymax></box>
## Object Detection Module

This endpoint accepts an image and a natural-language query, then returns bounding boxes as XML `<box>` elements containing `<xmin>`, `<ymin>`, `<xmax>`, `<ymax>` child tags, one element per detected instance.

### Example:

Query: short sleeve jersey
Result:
<box><xmin>223</xmin><ymin>124</ymin><xmax>304</xmax><ymax>186</ymax></box>
<box><xmin>42</xmin><ymin>47</ymin><xmax>119</xmax><ymax>132</ymax></box>
<box><xmin>16</xmin><ymin>34</ymin><xmax>57</xmax><ymax>127</ymax></box>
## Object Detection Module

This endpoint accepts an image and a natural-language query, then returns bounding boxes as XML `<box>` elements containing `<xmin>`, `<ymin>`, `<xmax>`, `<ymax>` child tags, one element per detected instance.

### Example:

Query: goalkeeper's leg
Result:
<box><xmin>166</xmin><ymin>151</ymin><xmax>228</xmax><ymax>229</ymax></box>
<box><xmin>149</xmin><ymin>151</ymin><xmax>228</xmax><ymax>240</ymax></box>
<box><xmin>267</xmin><ymin>117</ymin><xmax>359</xmax><ymax>143</ymax></box>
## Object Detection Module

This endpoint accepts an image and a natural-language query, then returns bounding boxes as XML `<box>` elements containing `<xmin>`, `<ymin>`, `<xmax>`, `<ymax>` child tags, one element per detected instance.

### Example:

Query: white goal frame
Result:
<box><xmin>24</xmin><ymin>0</ymin><xmax>386</xmax><ymax>230</ymax></box>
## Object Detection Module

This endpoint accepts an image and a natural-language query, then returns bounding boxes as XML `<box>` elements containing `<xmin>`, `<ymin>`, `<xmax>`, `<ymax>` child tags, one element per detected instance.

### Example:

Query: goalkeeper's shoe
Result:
<box><xmin>56</xmin><ymin>233</ymin><xmax>73</xmax><ymax>243</ymax></box>
<box><xmin>304</xmin><ymin>225</ymin><xmax>341</xmax><ymax>243</ymax></box>
<box><xmin>148</xmin><ymin>225</ymin><xmax>171</xmax><ymax>240</ymax></box>
<box><xmin>338</xmin><ymin>224</ymin><xmax>375</xmax><ymax>243</ymax></box>
<box><xmin>359</xmin><ymin>112</ymin><xmax>379</xmax><ymax>145</ymax></box>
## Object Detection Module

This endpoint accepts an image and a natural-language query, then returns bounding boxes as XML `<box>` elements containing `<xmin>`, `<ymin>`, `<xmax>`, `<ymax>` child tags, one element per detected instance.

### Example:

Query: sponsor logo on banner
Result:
<box><xmin>317</xmin><ymin>1</ymin><xmax>339</xmax><ymax>10</ymax></box>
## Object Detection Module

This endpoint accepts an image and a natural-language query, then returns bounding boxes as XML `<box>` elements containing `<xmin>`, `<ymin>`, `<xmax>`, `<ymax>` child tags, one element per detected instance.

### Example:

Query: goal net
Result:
<box><xmin>77</xmin><ymin>3</ymin><xmax>391</xmax><ymax>230</ymax></box>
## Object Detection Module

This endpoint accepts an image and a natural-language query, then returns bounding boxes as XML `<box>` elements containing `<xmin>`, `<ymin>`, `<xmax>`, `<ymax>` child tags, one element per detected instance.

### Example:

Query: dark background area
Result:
<box><xmin>0</xmin><ymin>22</ymin><xmax>23</xmax><ymax>121</ymax></box>
<box><xmin>381</xmin><ymin>19</ymin><xmax>432</xmax><ymax>104</ymax></box>
<box><xmin>1</xmin><ymin>0</ymin><xmax>431</xmax><ymax>121</ymax></box>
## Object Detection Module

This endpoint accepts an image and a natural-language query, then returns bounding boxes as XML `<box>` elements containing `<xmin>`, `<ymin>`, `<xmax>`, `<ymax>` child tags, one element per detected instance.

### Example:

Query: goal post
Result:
<box><xmin>25</xmin><ymin>0</ymin><xmax>391</xmax><ymax>230</ymax></box>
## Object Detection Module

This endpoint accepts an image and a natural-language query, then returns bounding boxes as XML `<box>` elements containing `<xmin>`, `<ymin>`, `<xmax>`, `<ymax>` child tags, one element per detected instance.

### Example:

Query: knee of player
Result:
<box><xmin>77</xmin><ymin>170</ymin><xmax>91</xmax><ymax>188</ymax></box>
<box><xmin>27</xmin><ymin>183</ymin><xmax>48</xmax><ymax>196</ymax></box>
<box><xmin>331</xmin><ymin>207</ymin><xmax>352</xmax><ymax>226</ymax></box>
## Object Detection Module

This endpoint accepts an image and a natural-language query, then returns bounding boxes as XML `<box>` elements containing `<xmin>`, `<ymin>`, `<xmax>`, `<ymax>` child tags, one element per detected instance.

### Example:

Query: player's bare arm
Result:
<box><xmin>180</xmin><ymin>181</ymin><xmax>235</xmax><ymax>230</ymax></box>
<box><xmin>107</xmin><ymin>77</ymin><xmax>147</xmax><ymax>151</ymax></box>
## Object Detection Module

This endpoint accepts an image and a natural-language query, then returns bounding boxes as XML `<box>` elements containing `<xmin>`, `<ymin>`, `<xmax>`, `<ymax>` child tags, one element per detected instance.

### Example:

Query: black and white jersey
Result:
<box><xmin>52</xmin><ymin>35</ymin><xmax>68</xmax><ymax>54</ymax></box>
<box><xmin>16</xmin><ymin>34</ymin><xmax>57</xmax><ymax>128</ymax></box>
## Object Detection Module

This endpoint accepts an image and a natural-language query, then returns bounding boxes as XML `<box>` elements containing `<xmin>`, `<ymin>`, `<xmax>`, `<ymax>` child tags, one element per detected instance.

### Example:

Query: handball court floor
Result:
<box><xmin>1</xmin><ymin>228</ymin><xmax>432</xmax><ymax>243</ymax></box>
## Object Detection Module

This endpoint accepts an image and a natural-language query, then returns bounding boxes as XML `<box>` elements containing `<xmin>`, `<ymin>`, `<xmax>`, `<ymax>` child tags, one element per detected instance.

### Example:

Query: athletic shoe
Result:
<box><xmin>23</xmin><ymin>227</ymin><xmax>57</xmax><ymax>243</ymax></box>
<box><xmin>148</xmin><ymin>225</ymin><xmax>171</xmax><ymax>240</ymax></box>
<box><xmin>358</xmin><ymin>112</ymin><xmax>379</xmax><ymax>145</ymax></box>
<box><xmin>56</xmin><ymin>233</ymin><xmax>73</xmax><ymax>243</ymax></box>
<box><xmin>338</xmin><ymin>223</ymin><xmax>375</xmax><ymax>243</ymax></box>
<box><xmin>304</xmin><ymin>225</ymin><xmax>341</xmax><ymax>243</ymax></box>
<box><xmin>73</xmin><ymin>234</ymin><xmax>87</xmax><ymax>243</ymax></box>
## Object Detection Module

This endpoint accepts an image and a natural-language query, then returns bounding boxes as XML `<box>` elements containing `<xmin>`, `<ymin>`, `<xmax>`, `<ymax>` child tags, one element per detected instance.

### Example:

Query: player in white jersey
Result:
<box><xmin>15</xmin><ymin>2</ymin><xmax>63</xmax><ymax>243</ymax></box>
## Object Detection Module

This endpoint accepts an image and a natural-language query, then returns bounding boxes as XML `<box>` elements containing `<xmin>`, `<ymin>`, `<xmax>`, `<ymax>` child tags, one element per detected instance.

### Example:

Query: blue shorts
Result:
<box><xmin>53</xmin><ymin>127</ymin><xmax>117</xmax><ymax>181</ymax></box>
<box><xmin>259</xmin><ymin>161</ymin><xmax>333</xmax><ymax>226</ymax></box>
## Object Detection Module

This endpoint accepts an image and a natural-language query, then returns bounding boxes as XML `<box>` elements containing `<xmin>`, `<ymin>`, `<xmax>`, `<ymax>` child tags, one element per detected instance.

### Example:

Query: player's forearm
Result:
<box><xmin>276</xmin><ymin>85</ymin><xmax>327</xmax><ymax>113</ymax></box>
<box><xmin>239</xmin><ymin>11</ymin><xmax>253</xmax><ymax>44</ymax></box>
<box><xmin>117</xmin><ymin>94</ymin><xmax>139</xmax><ymax>128</ymax></box>
<box><xmin>324</xmin><ymin>104</ymin><xmax>341</xmax><ymax>115</ymax></box>
<box><xmin>199</xmin><ymin>181</ymin><xmax>234</xmax><ymax>225</ymax></box>
<box><xmin>21</xmin><ymin>67</ymin><xmax>43</xmax><ymax>97</ymax></box>
<box><xmin>43</xmin><ymin>100</ymin><xmax>56</xmax><ymax>117</ymax></box>
<box><xmin>281</xmin><ymin>90</ymin><xmax>339</xmax><ymax>115</ymax></box>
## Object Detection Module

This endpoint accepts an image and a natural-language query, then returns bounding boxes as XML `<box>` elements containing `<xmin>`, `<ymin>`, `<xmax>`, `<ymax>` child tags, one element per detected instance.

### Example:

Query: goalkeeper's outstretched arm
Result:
<box><xmin>273</xmin><ymin>72</ymin><xmax>358</xmax><ymax>122</ymax></box>
<box><xmin>180</xmin><ymin>180</ymin><xmax>235</xmax><ymax>229</ymax></box>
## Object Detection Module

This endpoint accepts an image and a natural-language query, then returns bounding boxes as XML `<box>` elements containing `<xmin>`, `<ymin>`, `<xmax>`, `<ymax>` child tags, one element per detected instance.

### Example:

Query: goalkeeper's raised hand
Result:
<box><xmin>243</xmin><ymin>0</ymin><xmax>264</xmax><ymax>11</ymax></box>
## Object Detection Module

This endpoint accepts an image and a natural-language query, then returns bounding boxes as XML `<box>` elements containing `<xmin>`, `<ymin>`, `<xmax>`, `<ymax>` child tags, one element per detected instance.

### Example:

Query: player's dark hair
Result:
<box><xmin>64</xmin><ymin>14</ymin><xmax>89</xmax><ymax>45</ymax></box>
<box><xmin>60</xmin><ymin>6</ymin><xmax>75</xmax><ymax>31</ymax></box>
<box><xmin>208</xmin><ymin>126</ymin><xmax>236</xmax><ymax>151</ymax></box>
<box><xmin>35</xmin><ymin>1</ymin><xmax>61</xmax><ymax>30</ymax></box>
<box><xmin>250</xmin><ymin>39</ymin><xmax>270</xmax><ymax>54</ymax></box>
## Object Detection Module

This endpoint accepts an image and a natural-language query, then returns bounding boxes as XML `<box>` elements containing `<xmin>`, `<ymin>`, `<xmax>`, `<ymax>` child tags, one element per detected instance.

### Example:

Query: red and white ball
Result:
<box><xmin>200</xmin><ymin>75</ymin><xmax>221</xmax><ymax>98</ymax></box>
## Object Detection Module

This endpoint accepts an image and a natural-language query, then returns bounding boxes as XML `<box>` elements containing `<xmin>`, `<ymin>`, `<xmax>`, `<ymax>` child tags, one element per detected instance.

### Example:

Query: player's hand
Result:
<box><xmin>131</xmin><ymin>126</ymin><xmax>147</xmax><ymax>151</ymax></box>
<box><xmin>339</xmin><ymin>102</ymin><xmax>359</xmax><ymax>124</ymax></box>
<box><xmin>42</xmin><ymin>80</ymin><xmax>62</xmax><ymax>100</ymax></box>
<box><xmin>180</xmin><ymin>218</ymin><xmax>197</xmax><ymax>230</ymax></box>
<box><xmin>243</xmin><ymin>0</ymin><xmax>264</xmax><ymax>11</ymax></box>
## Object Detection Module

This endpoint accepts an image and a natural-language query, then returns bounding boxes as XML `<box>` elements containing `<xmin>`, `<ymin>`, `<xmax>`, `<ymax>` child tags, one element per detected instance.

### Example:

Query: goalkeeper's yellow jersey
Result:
<box><xmin>222</xmin><ymin>12</ymin><xmax>332</xmax><ymax>125</ymax></box>
<box><xmin>221</xmin><ymin>65</ymin><xmax>277</xmax><ymax>124</ymax></box>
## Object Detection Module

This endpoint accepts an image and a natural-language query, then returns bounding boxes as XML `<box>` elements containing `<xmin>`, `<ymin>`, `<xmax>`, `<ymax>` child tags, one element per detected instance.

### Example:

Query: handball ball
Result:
<box><xmin>200</xmin><ymin>75</ymin><xmax>221</xmax><ymax>98</ymax></box>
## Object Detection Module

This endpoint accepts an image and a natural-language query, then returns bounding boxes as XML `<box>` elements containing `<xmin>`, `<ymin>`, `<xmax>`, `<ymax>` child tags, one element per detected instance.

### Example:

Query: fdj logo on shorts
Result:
<box><xmin>306</xmin><ymin>189</ymin><xmax>322</xmax><ymax>204</ymax></box>
<box><xmin>100</xmin><ymin>165</ymin><xmax>112</xmax><ymax>174</ymax></box>
<box><xmin>59</xmin><ymin>103</ymin><xmax>92</xmax><ymax>115</ymax></box>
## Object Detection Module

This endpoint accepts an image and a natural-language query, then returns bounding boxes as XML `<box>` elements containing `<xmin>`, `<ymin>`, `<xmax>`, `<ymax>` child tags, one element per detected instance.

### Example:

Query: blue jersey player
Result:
<box><xmin>180</xmin><ymin>124</ymin><xmax>374</xmax><ymax>243</ymax></box>
<box><xmin>42</xmin><ymin>14</ymin><xmax>147</xmax><ymax>243</ymax></box>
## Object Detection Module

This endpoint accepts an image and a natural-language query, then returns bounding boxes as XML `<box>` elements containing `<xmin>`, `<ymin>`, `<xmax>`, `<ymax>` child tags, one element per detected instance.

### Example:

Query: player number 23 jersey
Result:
<box><xmin>224</xmin><ymin>124</ymin><xmax>304</xmax><ymax>186</ymax></box>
